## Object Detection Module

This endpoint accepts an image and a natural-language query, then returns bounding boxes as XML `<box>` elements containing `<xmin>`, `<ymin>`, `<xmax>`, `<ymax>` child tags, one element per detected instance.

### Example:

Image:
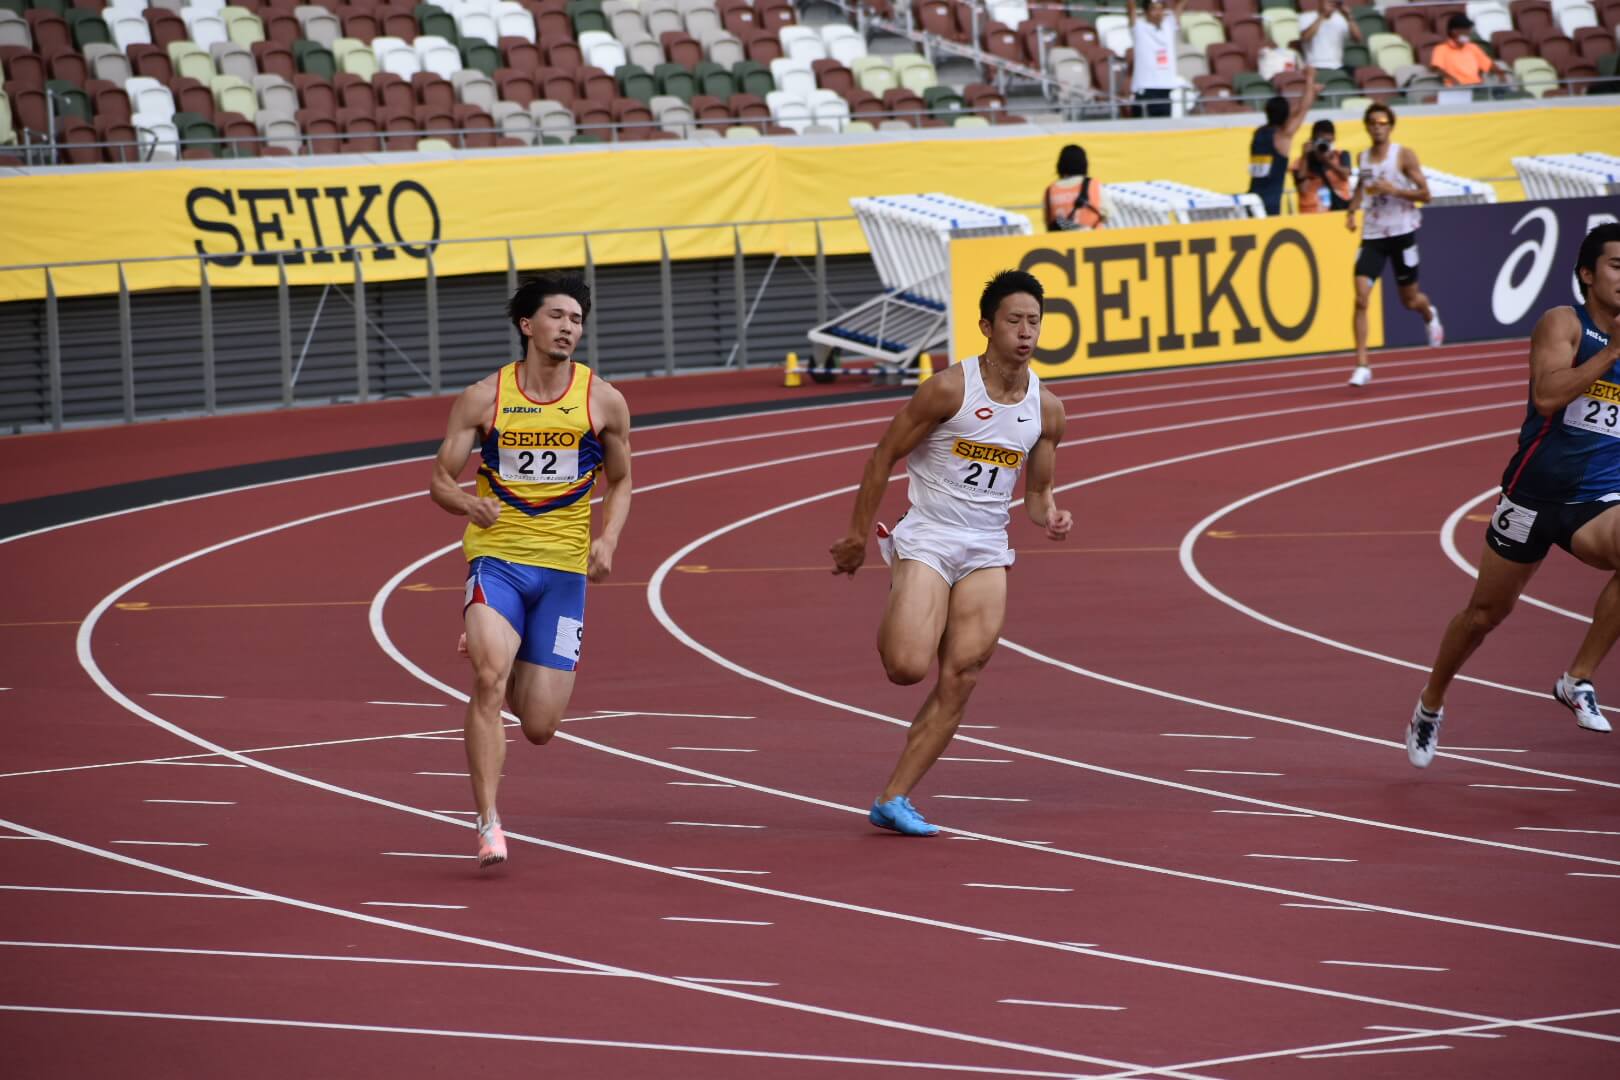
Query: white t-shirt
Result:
<box><xmin>906</xmin><ymin>359</ymin><xmax>1043</xmax><ymax>534</ymax></box>
<box><xmin>1298</xmin><ymin>11</ymin><xmax>1351</xmax><ymax>69</ymax></box>
<box><xmin>1130</xmin><ymin>14</ymin><xmax>1179</xmax><ymax>92</ymax></box>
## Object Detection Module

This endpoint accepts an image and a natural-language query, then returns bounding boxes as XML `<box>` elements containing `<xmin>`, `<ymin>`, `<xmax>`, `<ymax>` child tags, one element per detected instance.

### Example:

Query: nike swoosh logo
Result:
<box><xmin>1016</xmin><ymin>417</ymin><xmax>1032</xmax><ymax>423</ymax></box>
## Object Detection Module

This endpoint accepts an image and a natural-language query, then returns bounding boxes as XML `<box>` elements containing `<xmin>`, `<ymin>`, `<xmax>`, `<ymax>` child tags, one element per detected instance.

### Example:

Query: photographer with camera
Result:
<box><xmin>1246</xmin><ymin>70</ymin><xmax>1320</xmax><ymax>217</ymax></box>
<box><xmin>1298</xmin><ymin>0</ymin><xmax>1362</xmax><ymax>78</ymax></box>
<box><xmin>1291</xmin><ymin>119</ymin><xmax>1352</xmax><ymax>214</ymax></box>
<box><xmin>1044</xmin><ymin>143</ymin><xmax>1113</xmax><ymax>232</ymax></box>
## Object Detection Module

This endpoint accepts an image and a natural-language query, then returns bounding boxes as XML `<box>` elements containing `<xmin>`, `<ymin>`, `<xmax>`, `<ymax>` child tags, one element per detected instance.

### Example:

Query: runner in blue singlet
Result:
<box><xmin>1406</xmin><ymin>223</ymin><xmax>1620</xmax><ymax>768</ymax></box>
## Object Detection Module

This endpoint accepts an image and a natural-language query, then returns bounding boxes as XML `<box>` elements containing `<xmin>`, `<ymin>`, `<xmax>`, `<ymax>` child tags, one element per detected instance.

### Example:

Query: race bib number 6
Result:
<box><xmin>1563</xmin><ymin>381</ymin><xmax>1620</xmax><ymax>438</ymax></box>
<box><xmin>1490</xmin><ymin>494</ymin><xmax>1537</xmax><ymax>544</ymax></box>
<box><xmin>498</xmin><ymin>431</ymin><xmax>582</xmax><ymax>482</ymax></box>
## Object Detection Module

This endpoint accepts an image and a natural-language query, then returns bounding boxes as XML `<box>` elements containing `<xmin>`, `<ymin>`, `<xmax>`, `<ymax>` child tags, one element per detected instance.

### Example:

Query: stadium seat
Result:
<box><xmin>491</xmin><ymin>97</ymin><xmax>534</xmax><ymax>141</ymax></box>
<box><xmin>1512</xmin><ymin>53</ymin><xmax>1560</xmax><ymax>92</ymax></box>
<box><xmin>654</xmin><ymin>60</ymin><xmax>694</xmax><ymax>99</ymax></box>
<box><xmin>820</xmin><ymin>22</ymin><xmax>865</xmax><ymax>64</ymax></box>
<box><xmin>453</xmin><ymin>67</ymin><xmax>496</xmax><ymax>107</ymax></box>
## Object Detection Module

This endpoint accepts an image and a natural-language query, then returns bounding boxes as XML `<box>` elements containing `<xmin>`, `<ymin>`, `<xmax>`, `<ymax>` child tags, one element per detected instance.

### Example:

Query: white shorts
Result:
<box><xmin>877</xmin><ymin>513</ymin><xmax>1014</xmax><ymax>586</ymax></box>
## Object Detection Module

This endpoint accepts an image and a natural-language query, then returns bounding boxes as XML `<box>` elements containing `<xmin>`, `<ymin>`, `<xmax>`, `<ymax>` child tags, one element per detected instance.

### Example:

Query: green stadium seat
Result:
<box><xmin>617</xmin><ymin>62</ymin><xmax>655</xmax><ymax>102</ymax></box>
<box><xmin>571</xmin><ymin>130</ymin><xmax>603</xmax><ymax>142</ymax></box>
<box><xmin>46</xmin><ymin>78</ymin><xmax>89</xmax><ymax>121</ymax></box>
<box><xmin>65</xmin><ymin>10</ymin><xmax>109</xmax><ymax>49</ymax></box>
<box><xmin>566</xmin><ymin>0</ymin><xmax>607</xmax><ymax>35</ymax></box>
<box><xmin>461</xmin><ymin>37</ymin><xmax>499</xmax><ymax>76</ymax></box>
<box><xmin>27</xmin><ymin>0</ymin><xmax>67</xmax><ymax>14</ymax></box>
<box><xmin>654</xmin><ymin>62</ymin><xmax>695</xmax><ymax>101</ymax></box>
<box><xmin>294</xmin><ymin>40</ymin><xmax>336</xmax><ymax>79</ymax></box>
<box><xmin>1342</xmin><ymin>43</ymin><xmax>1371</xmax><ymax>71</ymax></box>
<box><xmin>731</xmin><ymin>59</ymin><xmax>773</xmax><ymax>96</ymax></box>
<box><xmin>1353</xmin><ymin>11</ymin><xmax>1387</xmax><ymax>39</ymax></box>
<box><xmin>416</xmin><ymin>6</ymin><xmax>459</xmax><ymax>42</ymax></box>
<box><xmin>175</xmin><ymin>110</ymin><xmax>221</xmax><ymax>152</ymax></box>
<box><xmin>0</xmin><ymin>0</ymin><xmax>25</xmax><ymax>15</ymax></box>
<box><xmin>922</xmin><ymin>85</ymin><xmax>963</xmax><ymax>114</ymax></box>
<box><xmin>693</xmin><ymin>60</ymin><xmax>735</xmax><ymax>99</ymax></box>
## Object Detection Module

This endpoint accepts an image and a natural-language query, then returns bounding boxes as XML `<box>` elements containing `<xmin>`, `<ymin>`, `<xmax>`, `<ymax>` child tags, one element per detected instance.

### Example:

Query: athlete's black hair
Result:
<box><xmin>1576</xmin><ymin>222</ymin><xmax>1620</xmax><ymax>300</ymax></box>
<box><xmin>979</xmin><ymin>269</ymin><xmax>1045</xmax><ymax>322</ymax></box>
<box><xmin>1264</xmin><ymin>95</ymin><xmax>1290</xmax><ymax>127</ymax></box>
<box><xmin>1056</xmin><ymin>143</ymin><xmax>1088</xmax><ymax>178</ymax></box>
<box><xmin>508</xmin><ymin>273</ymin><xmax>592</xmax><ymax>343</ymax></box>
<box><xmin>1363</xmin><ymin>102</ymin><xmax>1396</xmax><ymax>128</ymax></box>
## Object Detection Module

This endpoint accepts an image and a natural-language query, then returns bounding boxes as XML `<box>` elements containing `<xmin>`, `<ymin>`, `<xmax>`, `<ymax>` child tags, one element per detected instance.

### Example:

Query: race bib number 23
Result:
<box><xmin>1563</xmin><ymin>381</ymin><xmax>1620</xmax><ymax>438</ymax></box>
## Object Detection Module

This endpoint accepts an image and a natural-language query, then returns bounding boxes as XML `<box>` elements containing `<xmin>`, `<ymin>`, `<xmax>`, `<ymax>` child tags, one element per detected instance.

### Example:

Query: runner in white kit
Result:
<box><xmin>829</xmin><ymin>270</ymin><xmax>1073</xmax><ymax>836</ymax></box>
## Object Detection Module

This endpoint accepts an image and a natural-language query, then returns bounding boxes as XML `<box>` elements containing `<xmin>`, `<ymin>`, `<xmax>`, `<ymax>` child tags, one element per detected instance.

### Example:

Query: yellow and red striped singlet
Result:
<box><xmin>462</xmin><ymin>362</ymin><xmax>602</xmax><ymax>575</ymax></box>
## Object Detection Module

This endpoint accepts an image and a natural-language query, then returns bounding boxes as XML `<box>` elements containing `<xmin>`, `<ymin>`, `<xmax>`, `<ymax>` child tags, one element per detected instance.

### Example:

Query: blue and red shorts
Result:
<box><xmin>464</xmin><ymin>556</ymin><xmax>586</xmax><ymax>671</ymax></box>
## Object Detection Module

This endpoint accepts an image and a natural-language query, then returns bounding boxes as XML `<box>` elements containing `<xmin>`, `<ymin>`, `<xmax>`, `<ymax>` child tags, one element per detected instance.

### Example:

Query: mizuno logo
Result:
<box><xmin>558</xmin><ymin>406</ymin><xmax>578</xmax><ymax>414</ymax></box>
<box><xmin>1587</xmin><ymin>328</ymin><xmax>1610</xmax><ymax>345</ymax></box>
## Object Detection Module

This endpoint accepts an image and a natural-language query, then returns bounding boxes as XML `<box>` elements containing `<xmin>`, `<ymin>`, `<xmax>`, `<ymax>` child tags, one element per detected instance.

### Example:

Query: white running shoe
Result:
<box><xmin>1426</xmin><ymin>307</ymin><xmax>1444</xmax><ymax>347</ymax></box>
<box><xmin>477</xmin><ymin>817</ymin><xmax>507</xmax><ymax>868</ymax></box>
<box><xmin>1554</xmin><ymin>674</ymin><xmax>1612</xmax><ymax>733</ymax></box>
<box><xmin>1406</xmin><ymin>700</ymin><xmax>1443</xmax><ymax>768</ymax></box>
<box><xmin>1348</xmin><ymin>366</ymin><xmax>1373</xmax><ymax>387</ymax></box>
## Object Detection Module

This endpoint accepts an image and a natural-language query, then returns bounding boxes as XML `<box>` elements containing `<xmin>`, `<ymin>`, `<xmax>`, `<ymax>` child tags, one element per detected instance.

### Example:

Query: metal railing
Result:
<box><xmin>0</xmin><ymin>211</ymin><xmax>873</xmax><ymax>431</ymax></box>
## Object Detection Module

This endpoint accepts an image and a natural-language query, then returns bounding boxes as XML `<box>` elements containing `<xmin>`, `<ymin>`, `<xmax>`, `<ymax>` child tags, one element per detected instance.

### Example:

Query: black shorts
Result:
<box><xmin>1486</xmin><ymin>491</ymin><xmax>1620</xmax><ymax>564</ymax></box>
<box><xmin>1355</xmin><ymin>232</ymin><xmax>1420</xmax><ymax>287</ymax></box>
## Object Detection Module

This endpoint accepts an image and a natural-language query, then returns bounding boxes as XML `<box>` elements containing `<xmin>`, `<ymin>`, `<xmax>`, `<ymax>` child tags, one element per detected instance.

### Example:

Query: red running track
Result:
<box><xmin>3</xmin><ymin>344</ymin><xmax>1619</xmax><ymax>1079</ymax></box>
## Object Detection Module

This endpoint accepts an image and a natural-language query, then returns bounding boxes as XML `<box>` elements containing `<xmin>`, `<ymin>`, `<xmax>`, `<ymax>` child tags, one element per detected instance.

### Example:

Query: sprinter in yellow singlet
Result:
<box><xmin>430</xmin><ymin>273</ymin><xmax>632</xmax><ymax>868</ymax></box>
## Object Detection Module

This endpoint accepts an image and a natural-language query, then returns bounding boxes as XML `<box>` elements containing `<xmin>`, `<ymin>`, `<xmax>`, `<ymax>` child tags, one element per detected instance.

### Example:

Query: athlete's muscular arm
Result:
<box><xmin>1529</xmin><ymin>307</ymin><xmax>1620</xmax><ymax>417</ymax></box>
<box><xmin>588</xmin><ymin>378</ymin><xmax>632</xmax><ymax>582</ymax></box>
<box><xmin>430</xmin><ymin>376</ymin><xmax>501</xmax><ymax>528</ymax></box>
<box><xmin>829</xmin><ymin>368</ymin><xmax>964</xmax><ymax>575</ymax></box>
<box><xmin>1023</xmin><ymin>387</ymin><xmax>1073</xmax><ymax>541</ymax></box>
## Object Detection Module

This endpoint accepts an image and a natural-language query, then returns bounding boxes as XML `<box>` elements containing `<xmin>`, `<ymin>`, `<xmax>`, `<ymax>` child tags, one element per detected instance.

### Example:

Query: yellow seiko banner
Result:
<box><xmin>949</xmin><ymin>212</ymin><xmax>1376</xmax><ymax>376</ymax></box>
<box><xmin>2</xmin><ymin>102</ymin><xmax>1614</xmax><ymax>302</ymax></box>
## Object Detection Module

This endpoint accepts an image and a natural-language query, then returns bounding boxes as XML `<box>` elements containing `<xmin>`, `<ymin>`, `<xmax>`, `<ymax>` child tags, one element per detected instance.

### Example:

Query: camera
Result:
<box><xmin>1312</xmin><ymin>138</ymin><xmax>1334</xmax><ymax>156</ymax></box>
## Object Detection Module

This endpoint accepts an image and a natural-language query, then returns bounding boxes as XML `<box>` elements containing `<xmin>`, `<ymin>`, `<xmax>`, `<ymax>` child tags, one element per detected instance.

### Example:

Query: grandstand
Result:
<box><xmin>0</xmin><ymin>0</ymin><xmax>1615</xmax><ymax>161</ymax></box>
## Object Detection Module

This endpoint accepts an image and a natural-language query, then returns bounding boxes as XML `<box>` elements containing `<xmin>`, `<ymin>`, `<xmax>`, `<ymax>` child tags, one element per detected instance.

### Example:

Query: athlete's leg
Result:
<box><xmin>507</xmin><ymin>661</ymin><xmax>577</xmax><ymax>745</ymax></box>
<box><xmin>464</xmin><ymin>602</ymin><xmax>521</xmax><ymax>821</ymax></box>
<box><xmin>880</xmin><ymin>567</ymin><xmax>1006</xmax><ymax>800</ymax></box>
<box><xmin>1419</xmin><ymin>544</ymin><xmax>1540</xmax><ymax>711</ymax></box>
<box><xmin>1395</xmin><ymin>279</ymin><xmax>1435</xmax><ymax>325</ymax></box>
<box><xmin>1352</xmin><ymin>275</ymin><xmax>1375</xmax><ymax>369</ymax></box>
<box><xmin>1565</xmin><ymin>506</ymin><xmax>1620</xmax><ymax>679</ymax></box>
<box><xmin>877</xmin><ymin>559</ymin><xmax>951</xmax><ymax>685</ymax></box>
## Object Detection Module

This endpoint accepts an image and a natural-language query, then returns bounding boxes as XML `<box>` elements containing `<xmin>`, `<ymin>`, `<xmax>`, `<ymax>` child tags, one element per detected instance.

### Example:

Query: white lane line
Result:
<box><xmin>367</xmin><ymin>700</ymin><xmax>445</xmax><ymax>708</ymax></box>
<box><xmin>405</xmin><ymin>735</ymin><xmax>463</xmax><ymax>741</ymax></box>
<box><xmin>0</xmin><ymin>885</ymin><xmax>254</xmax><ymax>900</ymax></box>
<box><xmin>934</xmin><ymin>795</ymin><xmax>1030</xmax><ymax>802</ymax></box>
<box><xmin>1102</xmin><ymin>1006</ymin><xmax>1620</xmax><ymax>1077</ymax></box>
<box><xmin>1444</xmin><ymin>746</ymin><xmax>1528</xmax><ymax>753</ymax></box>
<box><xmin>1299</xmin><ymin>1045</ymin><xmax>1451</xmax><ymax>1060</ymax></box>
<box><xmin>1213</xmin><ymin>810</ymin><xmax>1311</xmax><ymax>817</ymax></box>
<box><xmin>1518</xmin><ymin>827</ymin><xmax>1620</xmax><ymax>836</ymax></box>
<box><xmin>1246</xmin><ymin>854</ymin><xmax>1356</xmax><ymax>863</ymax></box>
<box><xmin>676</xmin><ymin>977</ymin><xmax>779</xmax><ymax>987</ymax></box>
<box><xmin>152</xmin><ymin>761</ymin><xmax>245</xmax><ymax>768</ymax></box>
<box><xmin>667</xmin><ymin>746</ymin><xmax>756</xmax><ymax>753</ymax></box>
<box><xmin>1186</xmin><ymin>769</ymin><xmax>1282</xmax><ymax>777</ymax></box>
<box><xmin>1283</xmin><ymin>903</ymin><xmax>1371</xmax><ymax>912</ymax></box>
<box><xmin>415</xmin><ymin>771</ymin><xmax>471</xmax><ymax>777</ymax></box>
<box><xmin>147</xmin><ymin>693</ymin><xmax>224</xmax><ymax>700</ymax></box>
<box><xmin>381</xmin><ymin>852</ymin><xmax>477</xmax><ymax>860</ymax></box>
<box><xmin>1569</xmin><ymin>872</ymin><xmax>1620</xmax><ymax>879</ymax></box>
<box><xmin>0</xmin><ymin>1005</ymin><xmax>1096</xmax><ymax>1078</ymax></box>
<box><xmin>667</xmin><ymin>781</ymin><xmax>735</xmax><ymax>788</ymax></box>
<box><xmin>1321</xmin><ymin>961</ymin><xmax>1448</xmax><ymax>972</ymax></box>
<box><xmin>1468</xmin><ymin>784</ymin><xmax>1575</xmax><ymax>792</ymax></box>
<box><xmin>1365</xmin><ymin>1024</ymin><xmax>1502</xmax><ymax>1040</ymax></box>
<box><xmin>434</xmin><ymin>809</ymin><xmax>478</xmax><ymax>815</ymax></box>
<box><xmin>361</xmin><ymin>901</ymin><xmax>467</xmax><ymax>910</ymax></box>
<box><xmin>1442</xmin><ymin>484</ymin><xmax>1604</xmax><ymax>627</ymax></box>
<box><xmin>618</xmin><ymin>711</ymin><xmax>756</xmax><ymax>719</ymax></box>
<box><xmin>110</xmin><ymin>840</ymin><xmax>207</xmax><ymax>847</ymax></box>
<box><xmin>0</xmin><ymin>941</ymin><xmax>616</xmax><ymax>977</ymax></box>
<box><xmin>958</xmin><ymin>725</ymin><xmax>999</xmax><ymax>729</ymax></box>
<box><xmin>1180</xmin><ymin>432</ymin><xmax>1620</xmax><ymax>729</ymax></box>
<box><xmin>1061</xmin><ymin>943</ymin><xmax>1099</xmax><ymax>949</ymax></box>
<box><xmin>662</xmin><ymin>917</ymin><xmax>773</xmax><ymax>926</ymax></box>
<box><xmin>999</xmin><ymin>999</ymin><xmax>1125</xmax><ymax>1011</ymax></box>
<box><xmin>1162</xmin><ymin>733</ymin><xmax>1254</xmax><ymax>741</ymax></box>
<box><xmin>670</xmin><ymin>867</ymin><xmax>770</xmax><ymax>876</ymax></box>
<box><xmin>144</xmin><ymin>799</ymin><xmax>235</xmax><ymax>806</ymax></box>
<box><xmin>939</xmin><ymin>757</ymin><xmax>1014</xmax><ymax>763</ymax></box>
<box><xmin>0</xmin><ymin>836</ymin><xmax>42</xmax><ymax>841</ymax></box>
<box><xmin>667</xmin><ymin>822</ymin><xmax>766</xmax><ymax>829</ymax></box>
<box><xmin>964</xmin><ymin>884</ymin><xmax>1073</xmax><ymax>893</ymax></box>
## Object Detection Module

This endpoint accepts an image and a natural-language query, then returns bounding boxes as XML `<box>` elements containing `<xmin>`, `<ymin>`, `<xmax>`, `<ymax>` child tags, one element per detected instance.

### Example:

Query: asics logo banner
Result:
<box><xmin>1492</xmin><ymin>208</ymin><xmax>1558</xmax><ymax>327</ymax></box>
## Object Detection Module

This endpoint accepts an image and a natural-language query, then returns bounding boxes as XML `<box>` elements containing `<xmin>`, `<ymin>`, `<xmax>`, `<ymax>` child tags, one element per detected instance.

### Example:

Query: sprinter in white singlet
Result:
<box><xmin>1344</xmin><ymin>101</ymin><xmax>1443</xmax><ymax>387</ymax></box>
<box><xmin>829</xmin><ymin>270</ymin><xmax>1073</xmax><ymax>836</ymax></box>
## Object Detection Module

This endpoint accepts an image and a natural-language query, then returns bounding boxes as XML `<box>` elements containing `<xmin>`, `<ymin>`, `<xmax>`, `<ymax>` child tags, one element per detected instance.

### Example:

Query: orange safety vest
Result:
<box><xmin>1045</xmin><ymin>176</ymin><xmax>1103</xmax><ymax>231</ymax></box>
